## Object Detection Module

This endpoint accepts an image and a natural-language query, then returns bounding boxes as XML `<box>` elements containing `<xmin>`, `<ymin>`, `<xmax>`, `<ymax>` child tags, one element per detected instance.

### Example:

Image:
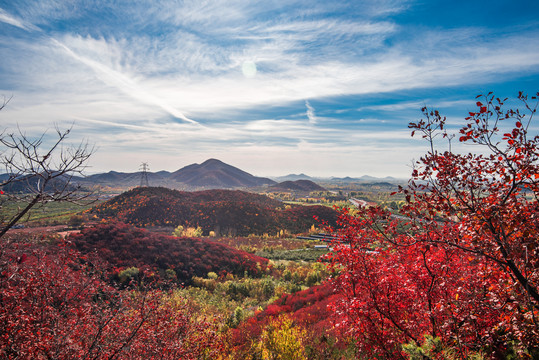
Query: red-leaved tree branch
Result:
<box><xmin>328</xmin><ymin>92</ymin><xmax>539</xmax><ymax>358</ymax></box>
<box><xmin>406</xmin><ymin>92</ymin><xmax>539</xmax><ymax>306</ymax></box>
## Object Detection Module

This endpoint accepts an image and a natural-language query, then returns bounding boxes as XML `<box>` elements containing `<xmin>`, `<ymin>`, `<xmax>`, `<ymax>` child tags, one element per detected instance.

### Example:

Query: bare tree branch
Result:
<box><xmin>0</xmin><ymin>110</ymin><xmax>95</xmax><ymax>238</ymax></box>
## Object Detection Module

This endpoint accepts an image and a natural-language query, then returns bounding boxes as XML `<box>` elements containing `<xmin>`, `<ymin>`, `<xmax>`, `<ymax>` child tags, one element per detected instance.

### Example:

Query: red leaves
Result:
<box><xmin>329</xmin><ymin>201</ymin><xmax>536</xmax><ymax>357</ymax></box>
<box><xmin>70</xmin><ymin>222</ymin><xmax>269</xmax><ymax>284</ymax></box>
<box><xmin>90</xmin><ymin>188</ymin><xmax>338</xmax><ymax>237</ymax></box>
<box><xmin>230</xmin><ymin>282</ymin><xmax>341</xmax><ymax>357</ymax></box>
<box><xmin>329</xmin><ymin>92</ymin><xmax>539</xmax><ymax>358</ymax></box>
<box><xmin>0</xmin><ymin>241</ymin><xmax>224</xmax><ymax>359</ymax></box>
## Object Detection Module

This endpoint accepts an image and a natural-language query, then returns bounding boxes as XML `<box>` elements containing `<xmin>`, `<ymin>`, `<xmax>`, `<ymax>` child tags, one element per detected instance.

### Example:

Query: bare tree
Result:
<box><xmin>0</xmin><ymin>95</ymin><xmax>11</xmax><ymax>111</ymax></box>
<box><xmin>0</xmin><ymin>105</ymin><xmax>94</xmax><ymax>238</ymax></box>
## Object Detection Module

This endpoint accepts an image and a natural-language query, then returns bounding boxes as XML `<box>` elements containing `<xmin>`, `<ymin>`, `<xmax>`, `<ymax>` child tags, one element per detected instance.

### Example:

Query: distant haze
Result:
<box><xmin>72</xmin><ymin>158</ymin><xmax>406</xmax><ymax>191</ymax></box>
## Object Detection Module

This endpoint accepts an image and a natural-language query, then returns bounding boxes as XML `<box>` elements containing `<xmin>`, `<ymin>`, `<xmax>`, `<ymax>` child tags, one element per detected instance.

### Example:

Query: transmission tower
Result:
<box><xmin>139</xmin><ymin>162</ymin><xmax>150</xmax><ymax>187</ymax></box>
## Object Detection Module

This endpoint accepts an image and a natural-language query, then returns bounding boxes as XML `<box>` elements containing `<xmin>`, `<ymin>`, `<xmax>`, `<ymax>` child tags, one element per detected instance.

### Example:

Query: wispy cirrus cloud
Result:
<box><xmin>0</xmin><ymin>7</ymin><xmax>40</xmax><ymax>31</ymax></box>
<box><xmin>51</xmin><ymin>38</ymin><xmax>198</xmax><ymax>124</ymax></box>
<box><xmin>305</xmin><ymin>101</ymin><xmax>317</xmax><ymax>124</ymax></box>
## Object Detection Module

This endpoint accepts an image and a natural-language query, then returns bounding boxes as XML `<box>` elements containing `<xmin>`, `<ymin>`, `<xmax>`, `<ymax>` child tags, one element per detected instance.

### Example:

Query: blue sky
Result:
<box><xmin>1</xmin><ymin>0</ymin><xmax>538</xmax><ymax>178</ymax></box>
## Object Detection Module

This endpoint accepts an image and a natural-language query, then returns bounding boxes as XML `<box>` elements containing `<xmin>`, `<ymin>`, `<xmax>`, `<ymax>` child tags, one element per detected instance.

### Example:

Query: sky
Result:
<box><xmin>1</xmin><ymin>0</ymin><xmax>539</xmax><ymax>178</ymax></box>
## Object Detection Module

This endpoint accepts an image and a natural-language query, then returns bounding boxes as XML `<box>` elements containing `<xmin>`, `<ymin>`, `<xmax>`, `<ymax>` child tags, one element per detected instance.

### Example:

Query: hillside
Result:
<box><xmin>0</xmin><ymin>173</ymin><xmax>80</xmax><ymax>193</ymax></box>
<box><xmin>268</xmin><ymin>179</ymin><xmax>326</xmax><ymax>193</ymax></box>
<box><xmin>231</xmin><ymin>282</ymin><xmax>346</xmax><ymax>357</ymax></box>
<box><xmin>69</xmin><ymin>222</ymin><xmax>268</xmax><ymax>284</ymax></box>
<box><xmin>89</xmin><ymin>187</ymin><xmax>338</xmax><ymax>236</ymax></box>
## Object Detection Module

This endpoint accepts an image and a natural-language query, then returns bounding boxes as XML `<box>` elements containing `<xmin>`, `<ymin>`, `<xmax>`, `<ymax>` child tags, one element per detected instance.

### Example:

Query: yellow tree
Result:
<box><xmin>257</xmin><ymin>315</ymin><xmax>307</xmax><ymax>360</ymax></box>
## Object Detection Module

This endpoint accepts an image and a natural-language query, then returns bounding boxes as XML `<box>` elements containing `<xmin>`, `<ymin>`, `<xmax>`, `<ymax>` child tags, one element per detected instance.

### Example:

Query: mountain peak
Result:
<box><xmin>170</xmin><ymin>159</ymin><xmax>275</xmax><ymax>189</ymax></box>
<box><xmin>199</xmin><ymin>158</ymin><xmax>227</xmax><ymax>169</ymax></box>
<box><xmin>201</xmin><ymin>158</ymin><xmax>222</xmax><ymax>165</ymax></box>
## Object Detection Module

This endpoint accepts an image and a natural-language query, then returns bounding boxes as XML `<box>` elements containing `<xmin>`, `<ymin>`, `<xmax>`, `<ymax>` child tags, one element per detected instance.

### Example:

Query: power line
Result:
<box><xmin>139</xmin><ymin>162</ymin><xmax>150</xmax><ymax>187</ymax></box>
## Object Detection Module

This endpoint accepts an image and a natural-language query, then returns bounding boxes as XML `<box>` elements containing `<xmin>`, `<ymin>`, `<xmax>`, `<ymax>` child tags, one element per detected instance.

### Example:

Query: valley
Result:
<box><xmin>1</xmin><ymin>161</ymin><xmax>398</xmax><ymax>359</ymax></box>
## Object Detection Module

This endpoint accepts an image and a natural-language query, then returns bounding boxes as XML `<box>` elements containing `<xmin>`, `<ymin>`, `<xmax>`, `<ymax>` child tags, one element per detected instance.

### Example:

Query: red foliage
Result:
<box><xmin>0</xmin><ymin>240</ymin><xmax>223</xmax><ymax>359</ymax></box>
<box><xmin>89</xmin><ymin>187</ymin><xmax>338</xmax><ymax>236</ymax></box>
<box><xmin>230</xmin><ymin>282</ymin><xmax>347</xmax><ymax>357</ymax></box>
<box><xmin>328</xmin><ymin>93</ymin><xmax>539</xmax><ymax>358</ymax></box>
<box><xmin>327</xmin><ymin>219</ymin><xmax>514</xmax><ymax>357</ymax></box>
<box><xmin>69</xmin><ymin>221</ymin><xmax>269</xmax><ymax>284</ymax></box>
<box><xmin>280</xmin><ymin>205</ymin><xmax>338</xmax><ymax>234</ymax></box>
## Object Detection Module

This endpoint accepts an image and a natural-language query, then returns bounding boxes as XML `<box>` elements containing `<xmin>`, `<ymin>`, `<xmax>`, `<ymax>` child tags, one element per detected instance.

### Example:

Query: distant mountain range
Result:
<box><xmin>273</xmin><ymin>174</ymin><xmax>405</xmax><ymax>183</ymax></box>
<box><xmin>0</xmin><ymin>172</ymin><xmax>81</xmax><ymax>193</ymax></box>
<box><xmin>1</xmin><ymin>158</ymin><xmax>405</xmax><ymax>192</ymax></box>
<box><xmin>331</xmin><ymin>175</ymin><xmax>403</xmax><ymax>182</ymax></box>
<box><xmin>272</xmin><ymin>173</ymin><xmax>314</xmax><ymax>182</ymax></box>
<box><xmin>74</xmin><ymin>159</ymin><xmax>276</xmax><ymax>190</ymax></box>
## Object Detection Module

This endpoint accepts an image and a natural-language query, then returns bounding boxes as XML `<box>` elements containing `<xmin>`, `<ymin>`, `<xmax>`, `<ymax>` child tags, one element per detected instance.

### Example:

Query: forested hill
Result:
<box><xmin>89</xmin><ymin>187</ymin><xmax>338</xmax><ymax>236</ymax></box>
<box><xmin>268</xmin><ymin>179</ymin><xmax>326</xmax><ymax>193</ymax></box>
<box><xmin>69</xmin><ymin>222</ymin><xmax>268</xmax><ymax>284</ymax></box>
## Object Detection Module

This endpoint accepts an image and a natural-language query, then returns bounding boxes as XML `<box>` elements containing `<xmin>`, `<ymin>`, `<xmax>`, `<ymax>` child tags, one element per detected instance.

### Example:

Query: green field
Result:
<box><xmin>1</xmin><ymin>199</ymin><xmax>101</xmax><ymax>226</ymax></box>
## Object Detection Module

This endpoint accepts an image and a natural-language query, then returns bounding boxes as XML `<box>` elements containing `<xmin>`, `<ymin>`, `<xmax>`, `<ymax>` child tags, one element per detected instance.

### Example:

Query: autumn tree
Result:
<box><xmin>0</xmin><ymin>96</ymin><xmax>10</xmax><ymax>111</ymax></box>
<box><xmin>173</xmin><ymin>225</ymin><xmax>203</xmax><ymax>237</ymax></box>
<box><xmin>328</xmin><ymin>92</ymin><xmax>539</xmax><ymax>358</ymax></box>
<box><xmin>257</xmin><ymin>315</ymin><xmax>307</xmax><ymax>360</ymax></box>
<box><xmin>0</xmin><ymin>240</ymin><xmax>224</xmax><ymax>359</ymax></box>
<box><xmin>404</xmin><ymin>91</ymin><xmax>539</xmax><ymax>304</ymax></box>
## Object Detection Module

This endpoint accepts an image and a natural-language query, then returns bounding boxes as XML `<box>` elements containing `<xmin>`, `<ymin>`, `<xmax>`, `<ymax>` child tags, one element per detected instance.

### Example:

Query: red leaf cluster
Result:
<box><xmin>331</xmin><ymin>92</ymin><xmax>539</xmax><ymax>358</ymax></box>
<box><xmin>0</xmin><ymin>241</ymin><xmax>223</xmax><ymax>359</ymax></box>
<box><xmin>69</xmin><ymin>222</ymin><xmax>269</xmax><ymax>285</ymax></box>
<box><xmin>230</xmin><ymin>282</ymin><xmax>347</xmax><ymax>358</ymax></box>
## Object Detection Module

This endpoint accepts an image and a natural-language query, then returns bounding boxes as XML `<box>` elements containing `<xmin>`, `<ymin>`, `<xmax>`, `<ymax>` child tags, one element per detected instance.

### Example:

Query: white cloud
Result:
<box><xmin>7</xmin><ymin>2</ymin><xmax>538</xmax><ymax>121</ymax></box>
<box><xmin>51</xmin><ymin>38</ymin><xmax>198</xmax><ymax>124</ymax></box>
<box><xmin>305</xmin><ymin>101</ymin><xmax>317</xmax><ymax>124</ymax></box>
<box><xmin>0</xmin><ymin>8</ymin><xmax>40</xmax><ymax>31</ymax></box>
<box><xmin>254</xmin><ymin>19</ymin><xmax>396</xmax><ymax>39</ymax></box>
<box><xmin>1</xmin><ymin>1</ymin><xmax>539</xmax><ymax>177</ymax></box>
<box><xmin>358</xmin><ymin>99</ymin><xmax>473</xmax><ymax>112</ymax></box>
